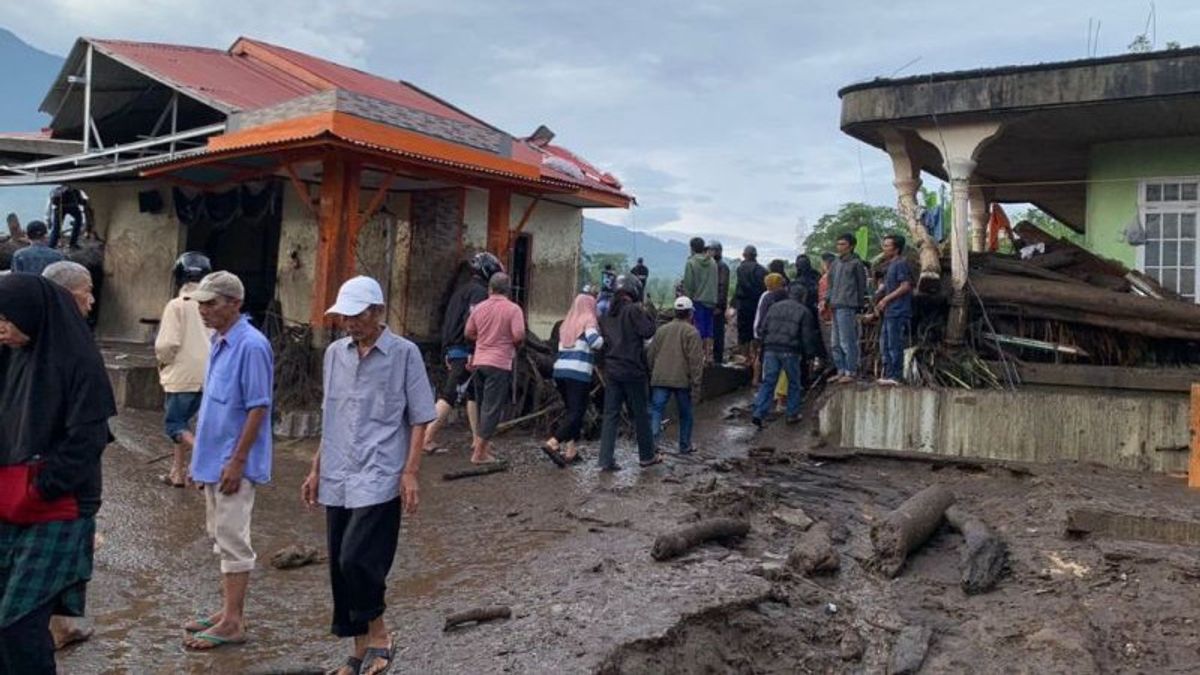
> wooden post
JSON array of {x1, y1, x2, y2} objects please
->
[
  {"x1": 311, "y1": 153, "x2": 362, "y2": 327},
  {"x1": 487, "y1": 188, "x2": 512, "y2": 258},
  {"x1": 1190, "y1": 383, "x2": 1200, "y2": 488}
]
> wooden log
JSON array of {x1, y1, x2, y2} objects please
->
[
  {"x1": 976, "y1": 255, "x2": 1088, "y2": 286},
  {"x1": 786, "y1": 521, "x2": 840, "y2": 576},
  {"x1": 442, "y1": 462, "x2": 509, "y2": 481},
  {"x1": 871, "y1": 485, "x2": 955, "y2": 577},
  {"x1": 651, "y1": 518, "x2": 750, "y2": 561},
  {"x1": 986, "y1": 303, "x2": 1200, "y2": 341},
  {"x1": 971, "y1": 274, "x2": 1200, "y2": 333},
  {"x1": 944, "y1": 506, "x2": 1007, "y2": 594},
  {"x1": 443, "y1": 606, "x2": 513, "y2": 631},
  {"x1": 1023, "y1": 247, "x2": 1082, "y2": 269}
]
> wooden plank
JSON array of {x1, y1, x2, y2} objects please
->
[
  {"x1": 487, "y1": 188, "x2": 512, "y2": 257},
  {"x1": 1191, "y1": 383, "x2": 1200, "y2": 489},
  {"x1": 1067, "y1": 507, "x2": 1200, "y2": 545},
  {"x1": 984, "y1": 361, "x2": 1200, "y2": 393}
]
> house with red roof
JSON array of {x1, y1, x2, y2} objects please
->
[{"x1": 0, "y1": 36, "x2": 632, "y2": 342}]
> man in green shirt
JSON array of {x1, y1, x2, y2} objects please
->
[{"x1": 681, "y1": 237, "x2": 718, "y2": 362}]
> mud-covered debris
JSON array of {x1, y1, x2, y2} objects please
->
[
  {"x1": 871, "y1": 484, "x2": 954, "y2": 578},
  {"x1": 945, "y1": 505, "x2": 1008, "y2": 594},
  {"x1": 651, "y1": 518, "x2": 751, "y2": 561},
  {"x1": 444, "y1": 606, "x2": 513, "y2": 631},
  {"x1": 888, "y1": 625, "x2": 932, "y2": 675},
  {"x1": 443, "y1": 462, "x2": 510, "y2": 481},
  {"x1": 270, "y1": 544, "x2": 324, "y2": 570},
  {"x1": 839, "y1": 627, "x2": 865, "y2": 661},
  {"x1": 787, "y1": 522, "x2": 840, "y2": 576},
  {"x1": 772, "y1": 506, "x2": 814, "y2": 530}
]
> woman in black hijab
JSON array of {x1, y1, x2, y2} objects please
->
[{"x1": 0, "y1": 274, "x2": 115, "y2": 674}]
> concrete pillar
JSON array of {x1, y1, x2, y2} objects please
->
[
  {"x1": 915, "y1": 123, "x2": 1001, "y2": 344},
  {"x1": 882, "y1": 128, "x2": 940, "y2": 293},
  {"x1": 968, "y1": 184, "x2": 989, "y2": 253}
]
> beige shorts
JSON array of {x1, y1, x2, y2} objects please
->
[{"x1": 203, "y1": 479, "x2": 256, "y2": 574}]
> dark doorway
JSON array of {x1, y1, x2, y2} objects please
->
[
  {"x1": 510, "y1": 233, "x2": 532, "y2": 307},
  {"x1": 178, "y1": 183, "x2": 283, "y2": 325}
]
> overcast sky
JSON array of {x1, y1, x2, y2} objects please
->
[{"x1": 3, "y1": 0, "x2": 1198, "y2": 251}]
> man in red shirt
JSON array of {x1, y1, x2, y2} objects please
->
[{"x1": 464, "y1": 273, "x2": 525, "y2": 464}]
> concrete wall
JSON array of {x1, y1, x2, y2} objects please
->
[
  {"x1": 406, "y1": 189, "x2": 466, "y2": 341},
  {"x1": 1086, "y1": 136, "x2": 1200, "y2": 267},
  {"x1": 819, "y1": 386, "x2": 1190, "y2": 474},
  {"x1": 513, "y1": 196, "x2": 582, "y2": 338},
  {"x1": 91, "y1": 182, "x2": 180, "y2": 342}
]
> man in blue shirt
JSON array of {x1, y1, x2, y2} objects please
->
[
  {"x1": 10, "y1": 221, "x2": 65, "y2": 275},
  {"x1": 874, "y1": 234, "x2": 914, "y2": 386},
  {"x1": 180, "y1": 271, "x2": 274, "y2": 651},
  {"x1": 302, "y1": 276, "x2": 437, "y2": 675}
]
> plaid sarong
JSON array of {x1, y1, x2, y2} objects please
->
[{"x1": 0, "y1": 517, "x2": 94, "y2": 628}]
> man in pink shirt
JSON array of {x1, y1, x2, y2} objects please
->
[{"x1": 464, "y1": 272, "x2": 526, "y2": 464}]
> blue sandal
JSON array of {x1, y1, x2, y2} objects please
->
[{"x1": 359, "y1": 645, "x2": 392, "y2": 674}]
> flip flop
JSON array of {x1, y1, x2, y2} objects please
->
[
  {"x1": 183, "y1": 631, "x2": 246, "y2": 651},
  {"x1": 423, "y1": 445, "x2": 449, "y2": 455},
  {"x1": 183, "y1": 616, "x2": 215, "y2": 633},
  {"x1": 541, "y1": 444, "x2": 568, "y2": 468},
  {"x1": 159, "y1": 473, "x2": 185, "y2": 488},
  {"x1": 360, "y1": 644, "x2": 393, "y2": 675},
  {"x1": 639, "y1": 455, "x2": 665, "y2": 468},
  {"x1": 324, "y1": 656, "x2": 362, "y2": 675}
]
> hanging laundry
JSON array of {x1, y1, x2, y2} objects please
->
[{"x1": 986, "y1": 203, "x2": 1012, "y2": 252}]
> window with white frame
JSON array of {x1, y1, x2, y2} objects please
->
[{"x1": 1141, "y1": 179, "x2": 1200, "y2": 302}]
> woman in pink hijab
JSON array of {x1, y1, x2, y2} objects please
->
[{"x1": 541, "y1": 293, "x2": 604, "y2": 466}]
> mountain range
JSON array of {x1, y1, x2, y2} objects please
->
[{"x1": 0, "y1": 28, "x2": 63, "y2": 223}]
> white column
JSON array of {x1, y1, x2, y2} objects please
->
[
  {"x1": 968, "y1": 184, "x2": 989, "y2": 253},
  {"x1": 82, "y1": 43, "x2": 93, "y2": 153},
  {"x1": 915, "y1": 123, "x2": 1001, "y2": 343},
  {"x1": 882, "y1": 128, "x2": 941, "y2": 292}
]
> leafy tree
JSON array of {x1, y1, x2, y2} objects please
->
[
  {"x1": 801, "y1": 202, "x2": 907, "y2": 261},
  {"x1": 1129, "y1": 34, "x2": 1152, "y2": 53}
]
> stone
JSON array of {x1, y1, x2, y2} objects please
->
[
  {"x1": 839, "y1": 627, "x2": 865, "y2": 661},
  {"x1": 888, "y1": 625, "x2": 932, "y2": 675},
  {"x1": 786, "y1": 522, "x2": 840, "y2": 576},
  {"x1": 772, "y1": 506, "x2": 814, "y2": 530}
]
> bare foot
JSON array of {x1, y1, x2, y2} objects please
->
[
  {"x1": 470, "y1": 454, "x2": 499, "y2": 464},
  {"x1": 50, "y1": 616, "x2": 94, "y2": 650}
]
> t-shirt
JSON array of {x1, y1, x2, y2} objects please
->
[
  {"x1": 883, "y1": 258, "x2": 913, "y2": 318},
  {"x1": 465, "y1": 295, "x2": 526, "y2": 371}
]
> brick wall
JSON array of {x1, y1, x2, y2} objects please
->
[{"x1": 405, "y1": 188, "x2": 465, "y2": 340}]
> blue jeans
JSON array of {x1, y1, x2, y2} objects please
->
[
  {"x1": 649, "y1": 387, "x2": 694, "y2": 452},
  {"x1": 164, "y1": 391, "x2": 203, "y2": 442},
  {"x1": 753, "y1": 351, "x2": 802, "y2": 419},
  {"x1": 881, "y1": 314, "x2": 909, "y2": 381},
  {"x1": 830, "y1": 307, "x2": 860, "y2": 376}
]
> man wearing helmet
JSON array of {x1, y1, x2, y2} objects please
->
[
  {"x1": 154, "y1": 252, "x2": 214, "y2": 487},
  {"x1": 597, "y1": 274, "x2": 659, "y2": 470},
  {"x1": 423, "y1": 252, "x2": 502, "y2": 455}
]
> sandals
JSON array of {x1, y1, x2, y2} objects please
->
[
  {"x1": 183, "y1": 616, "x2": 214, "y2": 633},
  {"x1": 159, "y1": 473, "x2": 185, "y2": 488},
  {"x1": 325, "y1": 656, "x2": 362, "y2": 675},
  {"x1": 639, "y1": 455, "x2": 665, "y2": 468},
  {"x1": 360, "y1": 644, "x2": 393, "y2": 675},
  {"x1": 541, "y1": 444, "x2": 568, "y2": 468},
  {"x1": 183, "y1": 631, "x2": 246, "y2": 651}
]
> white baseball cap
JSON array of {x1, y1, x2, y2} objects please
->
[
  {"x1": 674, "y1": 296, "x2": 694, "y2": 311},
  {"x1": 326, "y1": 276, "x2": 385, "y2": 316}
]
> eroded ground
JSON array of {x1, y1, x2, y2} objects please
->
[{"x1": 61, "y1": 388, "x2": 1200, "y2": 674}]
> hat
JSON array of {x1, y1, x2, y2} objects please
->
[
  {"x1": 325, "y1": 276, "x2": 384, "y2": 316},
  {"x1": 185, "y1": 271, "x2": 245, "y2": 302},
  {"x1": 674, "y1": 296, "x2": 694, "y2": 311}
]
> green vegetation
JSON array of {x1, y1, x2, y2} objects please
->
[{"x1": 800, "y1": 202, "x2": 907, "y2": 262}]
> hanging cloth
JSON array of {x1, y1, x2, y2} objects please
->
[{"x1": 985, "y1": 203, "x2": 1012, "y2": 252}]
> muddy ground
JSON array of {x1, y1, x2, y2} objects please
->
[{"x1": 60, "y1": 386, "x2": 1200, "y2": 674}]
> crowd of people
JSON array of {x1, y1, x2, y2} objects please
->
[{"x1": 0, "y1": 226, "x2": 913, "y2": 672}]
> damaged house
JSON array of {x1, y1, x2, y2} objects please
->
[
  {"x1": 0, "y1": 36, "x2": 631, "y2": 346},
  {"x1": 830, "y1": 47, "x2": 1200, "y2": 475}
]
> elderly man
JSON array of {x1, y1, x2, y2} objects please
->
[
  {"x1": 302, "y1": 276, "x2": 436, "y2": 675},
  {"x1": 42, "y1": 260, "x2": 93, "y2": 316},
  {"x1": 180, "y1": 271, "x2": 273, "y2": 652},
  {"x1": 464, "y1": 272, "x2": 525, "y2": 464},
  {"x1": 11, "y1": 221, "x2": 65, "y2": 276}
]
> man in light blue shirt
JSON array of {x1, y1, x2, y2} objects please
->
[
  {"x1": 11, "y1": 221, "x2": 65, "y2": 276},
  {"x1": 302, "y1": 276, "x2": 436, "y2": 675},
  {"x1": 180, "y1": 271, "x2": 273, "y2": 652}
]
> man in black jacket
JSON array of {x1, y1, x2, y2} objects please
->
[
  {"x1": 597, "y1": 275, "x2": 659, "y2": 471},
  {"x1": 751, "y1": 284, "x2": 820, "y2": 428},
  {"x1": 709, "y1": 241, "x2": 731, "y2": 365},
  {"x1": 423, "y1": 252, "x2": 502, "y2": 454},
  {"x1": 734, "y1": 245, "x2": 767, "y2": 361}
]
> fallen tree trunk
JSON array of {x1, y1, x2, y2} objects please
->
[
  {"x1": 443, "y1": 606, "x2": 512, "y2": 631},
  {"x1": 945, "y1": 506, "x2": 1008, "y2": 594},
  {"x1": 987, "y1": 303, "x2": 1200, "y2": 341},
  {"x1": 871, "y1": 485, "x2": 955, "y2": 577},
  {"x1": 442, "y1": 462, "x2": 509, "y2": 481},
  {"x1": 651, "y1": 518, "x2": 750, "y2": 561}
]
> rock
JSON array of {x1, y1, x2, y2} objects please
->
[
  {"x1": 270, "y1": 544, "x2": 324, "y2": 570},
  {"x1": 771, "y1": 506, "x2": 814, "y2": 530},
  {"x1": 786, "y1": 522, "x2": 840, "y2": 576},
  {"x1": 888, "y1": 625, "x2": 932, "y2": 675},
  {"x1": 839, "y1": 628, "x2": 865, "y2": 661}
]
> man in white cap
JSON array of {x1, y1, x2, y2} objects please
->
[
  {"x1": 302, "y1": 276, "x2": 436, "y2": 675},
  {"x1": 647, "y1": 296, "x2": 705, "y2": 454},
  {"x1": 180, "y1": 271, "x2": 274, "y2": 652}
]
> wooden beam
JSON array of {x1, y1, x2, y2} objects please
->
[
  {"x1": 512, "y1": 196, "x2": 540, "y2": 236},
  {"x1": 487, "y1": 188, "x2": 512, "y2": 257},
  {"x1": 1191, "y1": 383, "x2": 1200, "y2": 489},
  {"x1": 283, "y1": 163, "x2": 318, "y2": 219},
  {"x1": 311, "y1": 154, "x2": 363, "y2": 326},
  {"x1": 983, "y1": 361, "x2": 1200, "y2": 394},
  {"x1": 359, "y1": 169, "x2": 398, "y2": 228}
]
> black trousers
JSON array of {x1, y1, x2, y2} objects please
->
[
  {"x1": 326, "y1": 498, "x2": 402, "y2": 638},
  {"x1": 0, "y1": 598, "x2": 56, "y2": 674},
  {"x1": 553, "y1": 377, "x2": 590, "y2": 443},
  {"x1": 598, "y1": 378, "x2": 655, "y2": 468},
  {"x1": 474, "y1": 366, "x2": 511, "y2": 440},
  {"x1": 713, "y1": 306, "x2": 727, "y2": 364},
  {"x1": 735, "y1": 300, "x2": 757, "y2": 345}
]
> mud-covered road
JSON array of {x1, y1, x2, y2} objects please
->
[{"x1": 61, "y1": 386, "x2": 1200, "y2": 674}]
